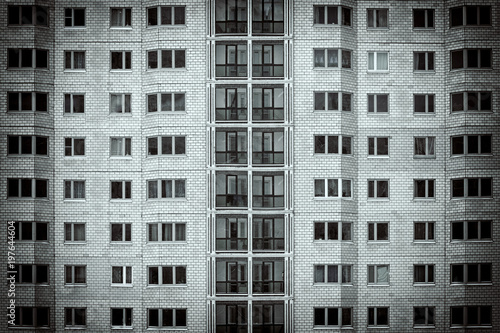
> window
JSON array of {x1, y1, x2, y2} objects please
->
[
  {"x1": 413, "y1": 9, "x2": 434, "y2": 28},
  {"x1": 64, "y1": 51, "x2": 85, "y2": 70},
  {"x1": 7, "y1": 92, "x2": 48, "y2": 112},
  {"x1": 215, "y1": 44, "x2": 247, "y2": 77},
  {"x1": 215, "y1": 87, "x2": 247, "y2": 121},
  {"x1": 414, "y1": 179, "x2": 435, "y2": 199},
  {"x1": 7, "y1": 136, "x2": 48, "y2": 156},
  {"x1": 111, "y1": 51, "x2": 131, "y2": 70},
  {"x1": 13, "y1": 307, "x2": 49, "y2": 328},
  {"x1": 216, "y1": 216, "x2": 248, "y2": 251},
  {"x1": 313, "y1": 6, "x2": 352, "y2": 26},
  {"x1": 8, "y1": 5, "x2": 48, "y2": 26},
  {"x1": 216, "y1": 259, "x2": 248, "y2": 294},
  {"x1": 64, "y1": 8, "x2": 85, "y2": 27},
  {"x1": 451, "y1": 306, "x2": 492, "y2": 327},
  {"x1": 451, "y1": 49, "x2": 492, "y2": 69},
  {"x1": 148, "y1": 223, "x2": 186, "y2": 242},
  {"x1": 7, "y1": 178, "x2": 48, "y2": 199},
  {"x1": 65, "y1": 265, "x2": 86, "y2": 285},
  {"x1": 450, "y1": 6, "x2": 491, "y2": 27},
  {"x1": 111, "y1": 223, "x2": 131, "y2": 242},
  {"x1": 451, "y1": 135, "x2": 492, "y2": 155},
  {"x1": 368, "y1": 137, "x2": 389, "y2": 156},
  {"x1": 111, "y1": 267, "x2": 132, "y2": 285},
  {"x1": 314, "y1": 92, "x2": 352, "y2": 112},
  {"x1": 367, "y1": 9, "x2": 388, "y2": 28},
  {"x1": 13, "y1": 222, "x2": 48, "y2": 242},
  {"x1": 314, "y1": 178, "x2": 352, "y2": 198},
  {"x1": 7, "y1": 48, "x2": 48, "y2": 69},
  {"x1": 367, "y1": 52, "x2": 389, "y2": 71},
  {"x1": 253, "y1": 259, "x2": 284, "y2": 294},
  {"x1": 314, "y1": 265, "x2": 352, "y2": 284},
  {"x1": 147, "y1": 179, "x2": 186, "y2": 199},
  {"x1": 252, "y1": 44, "x2": 284, "y2": 77},
  {"x1": 414, "y1": 137, "x2": 435, "y2": 157},
  {"x1": 451, "y1": 220, "x2": 492, "y2": 241},
  {"x1": 253, "y1": 174, "x2": 284, "y2": 208},
  {"x1": 367, "y1": 180, "x2": 389, "y2": 199},
  {"x1": 110, "y1": 181, "x2": 131, "y2": 199},
  {"x1": 65, "y1": 223, "x2": 85, "y2": 242},
  {"x1": 368, "y1": 222, "x2": 388, "y2": 241},
  {"x1": 216, "y1": 303, "x2": 247, "y2": 332},
  {"x1": 414, "y1": 265, "x2": 435, "y2": 284},
  {"x1": 451, "y1": 92, "x2": 492, "y2": 112},
  {"x1": 314, "y1": 49, "x2": 352, "y2": 68},
  {"x1": 148, "y1": 266, "x2": 186, "y2": 285},
  {"x1": 147, "y1": 93, "x2": 185, "y2": 112},
  {"x1": 111, "y1": 308, "x2": 132, "y2": 328},
  {"x1": 314, "y1": 135, "x2": 352, "y2": 155},
  {"x1": 147, "y1": 6, "x2": 185, "y2": 26},
  {"x1": 314, "y1": 222, "x2": 352, "y2": 241},
  {"x1": 147, "y1": 49, "x2": 185, "y2": 69},
  {"x1": 215, "y1": 0, "x2": 247, "y2": 33},
  {"x1": 148, "y1": 309, "x2": 186, "y2": 329},
  {"x1": 110, "y1": 138, "x2": 131, "y2": 157},
  {"x1": 368, "y1": 265, "x2": 389, "y2": 284},
  {"x1": 216, "y1": 131, "x2": 247, "y2": 164},
  {"x1": 147, "y1": 136, "x2": 186, "y2": 156},
  {"x1": 110, "y1": 8, "x2": 131, "y2": 27},
  {"x1": 65, "y1": 308, "x2": 86, "y2": 328},
  {"x1": 64, "y1": 138, "x2": 85, "y2": 156},
  {"x1": 414, "y1": 52, "x2": 434, "y2": 71},
  {"x1": 414, "y1": 94, "x2": 434, "y2": 113},
  {"x1": 13, "y1": 264, "x2": 48, "y2": 284},
  {"x1": 64, "y1": 180, "x2": 85, "y2": 199},
  {"x1": 451, "y1": 178, "x2": 492, "y2": 198},
  {"x1": 414, "y1": 307, "x2": 435, "y2": 327},
  {"x1": 367, "y1": 94, "x2": 388, "y2": 113},
  {"x1": 216, "y1": 173, "x2": 248, "y2": 207},
  {"x1": 252, "y1": 86, "x2": 284, "y2": 121},
  {"x1": 253, "y1": 216, "x2": 284, "y2": 251},
  {"x1": 253, "y1": 303, "x2": 285, "y2": 331},
  {"x1": 252, "y1": 0, "x2": 284, "y2": 34},
  {"x1": 414, "y1": 222, "x2": 435, "y2": 242},
  {"x1": 368, "y1": 307, "x2": 389, "y2": 326},
  {"x1": 314, "y1": 308, "x2": 352, "y2": 327},
  {"x1": 110, "y1": 94, "x2": 131, "y2": 113},
  {"x1": 451, "y1": 263, "x2": 492, "y2": 284},
  {"x1": 64, "y1": 94, "x2": 85, "y2": 114}
]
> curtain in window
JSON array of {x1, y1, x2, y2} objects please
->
[
  {"x1": 175, "y1": 180, "x2": 185, "y2": 197},
  {"x1": 75, "y1": 52, "x2": 85, "y2": 69},
  {"x1": 368, "y1": 52, "x2": 375, "y2": 70},
  {"x1": 110, "y1": 139, "x2": 121, "y2": 156},
  {"x1": 377, "y1": 266, "x2": 389, "y2": 282},
  {"x1": 427, "y1": 137, "x2": 435, "y2": 155},
  {"x1": 162, "y1": 224, "x2": 172, "y2": 241},
  {"x1": 328, "y1": 265, "x2": 338, "y2": 282},
  {"x1": 112, "y1": 267, "x2": 123, "y2": 283},
  {"x1": 377, "y1": 53, "x2": 388, "y2": 70},
  {"x1": 74, "y1": 182, "x2": 85, "y2": 198},
  {"x1": 415, "y1": 138, "x2": 426, "y2": 155},
  {"x1": 175, "y1": 224, "x2": 186, "y2": 241},
  {"x1": 328, "y1": 179, "x2": 338, "y2": 197},
  {"x1": 377, "y1": 181, "x2": 388, "y2": 197},
  {"x1": 327, "y1": 49, "x2": 338, "y2": 67},
  {"x1": 111, "y1": 9, "x2": 122, "y2": 26},
  {"x1": 314, "y1": 50, "x2": 325, "y2": 67},
  {"x1": 149, "y1": 224, "x2": 158, "y2": 241}
]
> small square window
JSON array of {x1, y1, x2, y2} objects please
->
[
  {"x1": 367, "y1": 52, "x2": 389, "y2": 71},
  {"x1": 368, "y1": 222, "x2": 388, "y2": 241},
  {"x1": 414, "y1": 94, "x2": 434, "y2": 113},
  {"x1": 65, "y1": 308, "x2": 86, "y2": 328},
  {"x1": 414, "y1": 52, "x2": 434, "y2": 71},
  {"x1": 413, "y1": 265, "x2": 435, "y2": 284},
  {"x1": 367, "y1": 94, "x2": 388, "y2": 113},
  {"x1": 110, "y1": 138, "x2": 132, "y2": 156},
  {"x1": 65, "y1": 265, "x2": 86, "y2": 285},
  {"x1": 64, "y1": 94, "x2": 85, "y2": 114},
  {"x1": 110, "y1": 181, "x2": 132, "y2": 199},
  {"x1": 64, "y1": 138, "x2": 85, "y2": 156},
  {"x1": 110, "y1": 94, "x2": 131, "y2": 114},
  {"x1": 367, "y1": 180, "x2": 389, "y2": 199},
  {"x1": 65, "y1": 223, "x2": 85, "y2": 242},
  {"x1": 414, "y1": 222, "x2": 435, "y2": 242},
  {"x1": 64, "y1": 180, "x2": 85, "y2": 199},
  {"x1": 414, "y1": 137, "x2": 435, "y2": 157},
  {"x1": 64, "y1": 51, "x2": 85, "y2": 70},
  {"x1": 111, "y1": 267, "x2": 132, "y2": 285},
  {"x1": 413, "y1": 9, "x2": 434, "y2": 29},
  {"x1": 111, "y1": 51, "x2": 131, "y2": 70},
  {"x1": 414, "y1": 307, "x2": 435, "y2": 327},
  {"x1": 368, "y1": 307, "x2": 389, "y2": 327},
  {"x1": 368, "y1": 137, "x2": 389, "y2": 156},
  {"x1": 64, "y1": 8, "x2": 85, "y2": 27},
  {"x1": 110, "y1": 8, "x2": 131, "y2": 27},
  {"x1": 367, "y1": 9, "x2": 388, "y2": 28},
  {"x1": 111, "y1": 308, "x2": 132, "y2": 328},
  {"x1": 111, "y1": 223, "x2": 132, "y2": 242},
  {"x1": 414, "y1": 179, "x2": 435, "y2": 199}
]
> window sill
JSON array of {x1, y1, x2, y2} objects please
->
[
  {"x1": 147, "y1": 155, "x2": 187, "y2": 158},
  {"x1": 313, "y1": 67, "x2": 353, "y2": 71},
  {"x1": 64, "y1": 241, "x2": 86, "y2": 245},
  {"x1": 64, "y1": 326, "x2": 87, "y2": 330},
  {"x1": 7, "y1": 155, "x2": 50, "y2": 158},
  {"x1": 147, "y1": 198, "x2": 187, "y2": 201},
  {"x1": 450, "y1": 154, "x2": 492, "y2": 158},
  {"x1": 450, "y1": 68, "x2": 492, "y2": 72},
  {"x1": 413, "y1": 156, "x2": 435, "y2": 159},
  {"x1": 64, "y1": 199, "x2": 86, "y2": 202},
  {"x1": 146, "y1": 111, "x2": 187, "y2": 115},
  {"x1": 13, "y1": 240, "x2": 50, "y2": 244},
  {"x1": 413, "y1": 198, "x2": 436, "y2": 201},
  {"x1": 313, "y1": 24, "x2": 353, "y2": 29},
  {"x1": 110, "y1": 69, "x2": 132, "y2": 73},
  {"x1": 451, "y1": 282, "x2": 492, "y2": 286},
  {"x1": 7, "y1": 197, "x2": 49, "y2": 201},
  {"x1": 109, "y1": 112, "x2": 132, "y2": 116},
  {"x1": 146, "y1": 328, "x2": 187, "y2": 331},
  {"x1": 367, "y1": 326, "x2": 390, "y2": 329},
  {"x1": 64, "y1": 69, "x2": 86, "y2": 73},
  {"x1": 16, "y1": 283, "x2": 50, "y2": 287},
  {"x1": 7, "y1": 68, "x2": 49, "y2": 71},
  {"x1": 367, "y1": 284, "x2": 390, "y2": 287},
  {"x1": 367, "y1": 241, "x2": 390, "y2": 244},
  {"x1": 111, "y1": 326, "x2": 134, "y2": 330},
  {"x1": 146, "y1": 285, "x2": 187, "y2": 288},
  {"x1": 7, "y1": 110, "x2": 49, "y2": 114},
  {"x1": 450, "y1": 197, "x2": 492, "y2": 201},
  {"x1": 110, "y1": 242, "x2": 133, "y2": 245},
  {"x1": 412, "y1": 28, "x2": 435, "y2": 31},
  {"x1": 63, "y1": 113, "x2": 85, "y2": 116},
  {"x1": 450, "y1": 325, "x2": 492, "y2": 329},
  {"x1": 314, "y1": 197, "x2": 353, "y2": 200},
  {"x1": 110, "y1": 199, "x2": 133, "y2": 202},
  {"x1": 109, "y1": 27, "x2": 133, "y2": 30},
  {"x1": 146, "y1": 68, "x2": 187, "y2": 72},
  {"x1": 367, "y1": 70, "x2": 389, "y2": 74},
  {"x1": 450, "y1": 110, "x2": 492, "y2": 114},
  {"x1": 146, "y1": 24, "x2": 187, "y2": 29},
  {"x1": 147, "y1": 241, "x2": 187, "y2": 245},
  {"x1": 413, "y1": 71, "x2": 435, "y2": 74},
  {"x1": 412, "y1": 241, "x2": 435, "y2": 244},
  {"x1": 367, "y1": 155, "x2": 389, "y2": 158},
  {"x1": 313, "y1": 110, "x2": 352, "y2": 113},
  {"x1": 450, "y1": 240, "x2": 492, "y2": 243},
  {"x1": 313, "y1": 283, "x2": 353, "y2": 287},
  {"x1": 367, "y1": 198, "x2": 389, "y2": 201},
  {"x1": 413, "y1": 283, "x2": 435, "y2": 287},
  {"x1": 413, "y1": 325, "x2": 436, "y2": 329},
  {"x1": 64, "y1": 285, "x2": 87, "y2": 288},
  {"x1": 64, "y1": 156, "x2": 86, "y2": 159},
  {"x1": 314, "y1": 240, "x2": 354, "y2": 243},
  {"x1": 109, "y1": 156, "x2": 133, "y2": 160},
  {"x1": 413, "y1": 112, "x2": 436, "y2": 116},
  {"x1": 367, "y1": 112, "x2": 389, "y2": 115},
  {"x1": 110, "y1": 284, "x2": 134, "y2": 288},
  {"x1": 63, "y1": 27, "x2": 86, "y2": 30}
]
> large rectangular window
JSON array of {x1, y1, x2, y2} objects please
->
[
  {"x1": 414, "y1": 94, "x2": 434, "y2": 113},
  {"x1": 7, "y1": 178, "x2": 48, "y2": 199},
  {"x1": 413, "y1": 9, "x2": 434, "y2": 29},
  {"x1": 368, "y1": 94, "x2": 388, "y2": 112},
  {"x1": 148, "y1": 266, "x2": 186, "y2": 285},
  {"x1": 314, "y1": 178, "x2": 352, "y2": 198},
  {"x1": 216, "y1": 87, "x2": 247, "y2": 121},
  {"x1": 451, "y1": 220, "x2": 491, "y2": 241},
  {"x1": 64, "y1": 51, "x2": 85, "y2": 70},
  {"x1": 451, "y1": 49, "x2": 492, "y2": 69},
  {"x1": 252, "y1": 86, "x2": 284, "y2": 121},
  {"x1": 216, "y1": 217, "x2": 247, "y2": 251},
  {"x1": 8, "y1": 5, "x2": 48, "y2": 26},
  {"x1": 314, "y1": 135, "x2": 352, "y2": 154},
  {"x1": 147, "y1": 93, "x2": 185, "y2": 113},
  {"x1": 253, "y1": 174, "x2": 284, "y2": 208},
  {"x1": 148, "y1": 223, "x2": 186, "y2": 242},
  {"x1": 110, "y1": 8, "x2": 131, "y2": 27},
  {"x1": 253, "y1": 130, "x2": 284, "y2": 164},
  {"x1": 314, "y1": 6, "x2": 352, "y2": 26},
  {"x1": 368, "y1": 52, "x2": 388, "y2": 71},
  {"x1": 451, "y1": 178, "x2": 492, "y2": 198},
  {"x1": 451, "y1": 92, "x2": 492, "y2": 112},
  {"x1": 252, "y1": 44, "x2": 284, "y2": 77},
  {"x1": 216, "y1": 174, "x2": 248, "y2": 207},
  {"x1": 13, "y1": 307, "x2": 49, "y2": 328},
  {"x1": 216, "y1": 303, "x2": 247, "y2": 332},
  {"x1": 147, "y1": 136, "x2": 185, "y2": 156},
  {"x1": 148, "y1": 309, "x2": 186, "y2": 329},
  {"x1": 367, "y1": 180, "x2": 389, "y2": 199},
  {"x1": 216, "y1": 259, "x2": 248, "y2": 294},
  {"x1": 252, "y1": 0, "x2": 284, "y2": 34},
  {"x1": 451, "y1": 263, "x2": 491, "y2": 284},
  {"x1": 451, "y1": 306, "x2": 491, "y2": 327},
  {"x1": 314, "y1": 49, "x2": 351, "y2": 68},
  {"x1": 253, "y1": 303, "x2": 284, "y2": 332},
  {"x1": 216, "y1": 130, "x2": 247, "y2": 164},
  {"x1": 215, "y1": 0, "x2": 247, "y2": 34},
  {"x1": 13, "y1": 264, "x2": 49, "y2": 284},
  {"x1": 8, "y1": 48, "x2": 48, "y2": 69},
  {"x1": 314, "y1": 92, "x2": 352, "y2": 112},
  {"x1": 367, "y1": 9, "x2": 388, "y2": 28},
  {"x1": 451, "y1": 135, "x2": 491, "y2": 155},
  {"x1": 7, "y1": 92, "x2": 48, "y2": 112},
  {"x1": 110, "y1": 181, "x2": 131, "y2": 200},
  {"x1": 147, "y1": 49, "x2": 185, "y2": 69},
  {"x1": 64, "y1": 8, "x2": 85, "y2": 27},
  {"x1": 147, "y1": 179, "x2": 186, "y2": 199},
  {"x1": 450, "y1": 6, "x2": 491, "y2": 27},
  {"x1": 216, "y1": 44, "x2": 247, "y2": 77},
  {"x1": 147, "y1": 6, "x2": 185, "y2": 26},
  {"x1": 253, "y1": 259, "x2": 284, "y2": 294},
  {"x1": 253, "y1": 216, "x2": 284, "y2": 251},
  {"x1": 314, "y1": 265, "x2": 352, "y2": 284},
  {"x1": 14, "y1": 221, "x2": 48, "y2": 242},
  {"x1": 7, "y1": 136, "x2": 48, "y2": 156},
  {"x1": 314, "y1": 308, "x2": 352, "y2": 328},
  {"x1": 314, "y1": 221, "x2": 351, "y2": 241}
]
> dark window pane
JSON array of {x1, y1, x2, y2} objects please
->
[
  {"x1": 450, "y1": 7, "x2": 463, "y2": 27},
  {"x1": 175, "y1": 7, "x2": 185, "y2": 24},
  {"x1": 451, "y1": 50, "x2": 463, "y2": 69},
  {"x1": 148, "y1": 8, "x2": 157, "y2": 26}
]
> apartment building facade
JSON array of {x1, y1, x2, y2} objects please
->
[{"x1": 1, "y1": 0, "x2": 499, "y2": 331}]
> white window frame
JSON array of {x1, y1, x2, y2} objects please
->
[
  {"x1": 147, "y1": 223, "x2": 186, "y2": 242},
  {"x1": 451, "y1": 263, "x2": 492, "y2": 284},
  {"x1": 64, "y1": 265, "x2": 86, "y2": 286},
  {"x1": 64, "y1": 51, "x2": 85, "y2": 70},
  {"x1": 7, "y1": 178, "x2": 48, "y2": 199},
  {"x1": 314, "y1": 307, "x2": 353, "y2": 328},
  {"x1": 64, "y1": 223, "x2": 86, "y2": 243},
  {"x1": 367, "y1": 94, "x2": 389, "y2": 113},
  {"x1": 413, "y1": 307, "x2": 435, "y2": 328},
  {"x1": 450, "y1": 49, "x2": 492, "y2": 70},
  {"x1": 13, "y1": 264, "x2": 49, "y2": 285},
  {"x1": 414, "y1": 221, "x2": 435, "y2": 242},
  {"x1": 314, "y1": 221, "x2": 352, "y2": 241},
  {"x1": 12, "y1": 307, "x2": 49, "y2": 328},
  {"x1": 64, "y1": 137, "x2": 85, "y2": 157},
  {"x1": 367, "y1": 52, "x2": 389, "y2": 71},
  {"x1": 110, "y1": 51, "x2": 132, "y2": 70},
  {"x1": 313, "y1": 48, "x2": 352, "y2": 69},
  {"x1": 451, "y1": 135, "x2": 492, "y2": 156},
  {"x1": 110, "y1": 137, "x2": 132, "y2": 157},
  {"x1": 14, "y1": 221, "x2": 48, "y2": 242},
  {"x1": 413, "y1": 94, "x2": 435, "y2": 114},
  {"x1": 313, "y1": 264, "x2": 352, "y2": 284},
  {"x1": 64, "y1": 8, "x2": 85, "y2": 28},
  {"x1": 8, "y1": 5, "x2": 49, "y2": 27},
  {"x1": 147, "y1": 6, "x2": 186, "y2": 26},
  {"x1": 451, "y1": 178, "x2": 492, "y2": 198},
  {"x1": 147, "y1": 179, "x2": 186, "y2": 199},
  {"x1": 147, "y1": 93, "x2": 186, "y2": 113},
  {"x1": 64, "y1": 308, "x2": 86, "y2": 328},
  {"x1": 314, "y1": 178, "x2": 352, "y2": 199},
  {"x1": 413, "y1": 9, "x2": 434, "y2": 29},
  {"x1": 367, "y1": 179, "x2": 389, "y2": 199},
  {"x1": 110, "y1": 8, "x2": 132, "y2": 28},
  {"x1": 7, "y1": 92, "x2": 48, "y2": 112},
  {"x1": 451, "y1": 220, "x2": 492, "y2": 242},
  {"x1": 450, "y1": 6, "x2": 491, "y2": 27},
  {"x1": 110, "y1": 180, "x2": 132, "y2": 200},
  {"x1": 413, "y1": 52, "x2": 435, "y2": 72},
  {"x1": 450, "y1": 91, "x2": 492, "y2": 113},
  {"x1": 313, "y1": 135, "x2": 352, "y2": 155},
  {"x1": 110, "y1": 308, "x2": 133, "y2": 328},
  {"x1": 148, "y1": 266, "x2": 187, "y2": 286},
  {"x1": 368, "y1": 307, "x2": 389, "y2": 327},
  {"x1": 313, "y1": 5, "x2": 352, "y2": 27},
  {"x1": 147, "y1": 308, "x2": 187, "y2": 329},
  {"x1": 64, "y1": 180, "x2": 85, "y2": 200},
  {"x1": 110, "y1": 223, "x2": 132, "y2": 242},
  {"x1": 7, "y1": 135, "x2": 48, "y2": 156},
  {"x1": 368, "y1": 222, "x2": 389, "y2": 241},
  {"x1": 313, "y1": 92, "x2": 352, "y2": 112},
  {"x1": 64, "y1": 93, "x2": 85, "y2": 114},
  {"x1": 110, "y1": 93, "x2": 131, "y2": 114},
  {"x1": 413, "y1": 264, "x2": 435, "y2": 285},
  {"x1": 367, "y1": 9, "x2": 389, "y2": 28},
  {"x1": 147, "y1": 49, "x2": 186, "y2": 69},
  {"x1": 368, "y1": 137, "x2": 389, "y2": 156},
  {"x1": 450, "y1": 306, "x2": 492, "y2": 328},
  {"x1": 413, "y1": 179, "x2": 435, "y2": 199},
  {"x1": 414, "y1": 136, "x2": 435, "y2": 158},
  {"x1": 147, "y1": 136, "x2": 186, "y2": 156},
  {"x1": 111, "y1": 266, "x2": 132, "y2": 286},
  {"x1": 7, "y1": 48, "x2": 49, "y2": 69}
]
